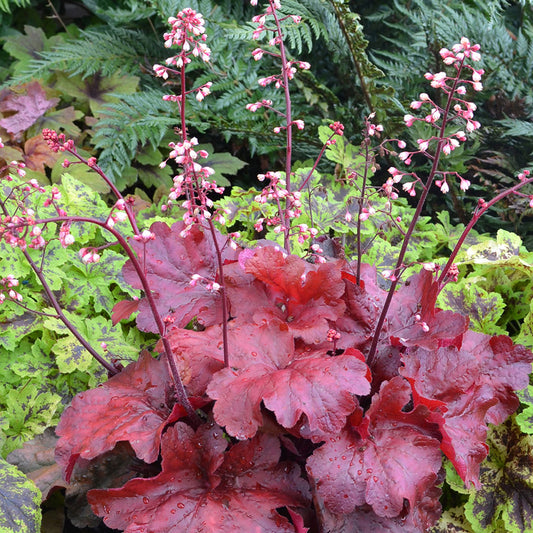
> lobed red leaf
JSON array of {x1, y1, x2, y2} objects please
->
[
  {"x1": 207, "y1": 322, "x2": 371, "y2": 440},
  {"x1": 55, "y1": 352, "x2": 183, "y2": 480},
  {"x1": 88, "y1": 421, "x2": 310, "y2": 533},
  {"x1": 306, "y1": 377, "x2": 442, "y2": 529},
  {"x1": 401, "y1": 330, "x2": 533, "y2": 487},
  {"x1": 122, "y1": 221, "x2": 240, "y2": 333}
]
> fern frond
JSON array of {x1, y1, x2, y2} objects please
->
[
  {"x1": 498, "y1": 118, "x2": 533, "y2": 137},
  {"x1": 81, "y1": 0, "x2": 156, "y2": 24},
  {"x1": 91, "y1": 90, "x2": 176, "y2": 181},
  {"x1": 10, "y1": 27, "x2": 162, "y2": 84}
]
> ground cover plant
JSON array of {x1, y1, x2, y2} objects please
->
[{"x1": 1, "y1": 1, "x2": 533, "y2": 532}]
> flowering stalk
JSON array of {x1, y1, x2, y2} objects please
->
[
  {"x1": 248, "y1": 0, "x2": 311, "y2": 254},
  {"x1": 42, "y1": 129, "x2": 141, "y2": 236},
  {"x1": 4, "y1": 207, "x2": 199, "y2": 421},
  {"x1": 154, "y1": 9, "x2": 232, "y2": 368},
  {"x1": 367, "y1": 38, "x2": 484, "y2": 367},
  {"x1": 354, "y1": 115, "x2": 382, "y2": 283}
]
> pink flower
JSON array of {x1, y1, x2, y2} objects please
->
[
  {"x1": 404, "y1": 114, "x2": 416, "y2": 127},
  {"x1": 398, "y1": 152, "x2": 412, "y2": 165},
  {"x1": 417, "y1": 139, "x2": 430, "y2": 151},
  {"x1": 460, "y1": 178, "x2": 471, "y2": 191},
  {"x1": 425, "y1": 108, "x2": 441, "y2": 123},
  {"x1": 252, "y1": 48, "x2": 264, "y2": 60},
  {"x1": 435, "y1": 179, "x2": 449, "y2": 193},
  {"x1": 402, "y1": 181, "x2": 416, "y2": 196},
  {"x1": 430, "y1": 71, "x2": 447, "y2": 88},
  {"x1": 329, "y1": 122, "x2": 344, "y2": 135}
]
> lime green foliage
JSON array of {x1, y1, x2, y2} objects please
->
[
  {"x1": 516, "y1": 386, "x2": 533, "y2": 436},
  {"x1": 438, "y1": 230, "x2": 533, "y2": 340},
  {"x1": 0, "y1": 174, "x2": 161, "y2": 457},
  {"x1": 0, "y1": 458, "x2": 41, "y2": 532},
  {"x1": 462, "y1": 418, "x2": 533, "y2": 532}
]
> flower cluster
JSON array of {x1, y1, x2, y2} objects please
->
[
  {"x1": 0, "y1": 275, "x2": 22, "y2": 304},
  {"x1": 252, "y1": 171, "x2": 315, "y2": 244},
  {"x1": 161, "y1": 136, "x2": 228, "y2": 235},
  {"x1": 382, "y1": 37, "x2": 483, "y2": 198},
  {"x1": 42, "y1": 128, "x2": 75, "y2": 153},
  {"x1": 79, "y1": 247, "x2": 101, "y2": 264},
  {"x1": 153, "y1": 8, "x2": 212, "y2": 103}
]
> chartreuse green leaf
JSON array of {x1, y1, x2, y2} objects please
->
[
  {"x1": 463, "y1": 418, "x2": 533, "y2": 532},
  {"x1": 0, "y1": 312, "x2": 41, "y2": 352},
  {"x1": 44, "y1": 309, "x2": 141, "y2": 373},
  {"x1": 9, "y1": 338, "x2": 55, "y2": 380},
  {"x1": 0, "y1": 458, "x2": 41, "y2": 532},
  {"x1": 433, "y1": 507, "x2": 475, "y2": 532},
  {"x1": 515, "y1": 299, "x2": 533, "y2": 350},
  {"x1": 0, "y1": 243, "x2": 31, "y2": 280},
  {"x1": 2, "y1": 386, "x2": 61, "y2": 456},
  {"x1": 318, "y1": 124, "x2": 368, "y2": 177},
  {"x1": 515, "y1": 386, "x2": 533, "y2": 435},
  {"x1": 437, "y1": 279, "x2": 507, "y2": 336},
  {"x1": 57, "y1": 173, "x2": 109, "y2": 241}
]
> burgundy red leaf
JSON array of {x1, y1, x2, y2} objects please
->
[
  {"x1": 87, "y1": 422, "x2": 310, "y2": 533},
  {"x1": 388, "y1": 270, "x2": 469, "y2": 349},
  {"x1": 55, "y1": 352, "x2": 183, "y2": 481},
  {"x1": 161, "y1": 325, "x2": 226, "y2": 396},
  {"x1": 207, "y1": 321, "x2": 371, "y2": 440},
  {"x1": 400, "y1": 330, "x2": 533, "y2": 487},
  {"x1": 238, "y1": 247, "x2": 346, "y2": 344},
  {"x1": 306, "y1": 377, "x2": 442, "y2": 530},
  {"x1": 122, "y1": 221, "x2": 240, "y2": 333}
]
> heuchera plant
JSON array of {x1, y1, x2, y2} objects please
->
[{"x1": 2, "y1": 2, "x2": 533, "y2": 531}]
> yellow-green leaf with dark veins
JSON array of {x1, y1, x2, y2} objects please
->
[
  {"x1": 2, "y1": 387, "x2": 61, "y2": 457},
  {"x1": 60, "y1": 248, "x2": 132, "y2": 312},
  {"x1": 515, "y1": 300, "x2": 533, "y2": 350},
  {"x1": 83, "y1": 315, "x2": 142, "y2": 361},
  {"x1": 431, "y1": 507, "x2": 475, "y2": 532},
  {"x1": 464, "y1": 417, "x2": 533, "y2": 533},
  {"x1": 0, "y1": 312, "x2": 41, "y2": 351},
  {"x1": 437, "y1": 279, "x2": 507, "y2": 336},
  {"x1": 27, "y1": 239, "x2": 69, "y2": 291},
  {"x1": 516, "y1": 385, "x2": 533, "y2": 435},
  {"x1": 0, "y1": 458, "x2": 41, "y2": 532},
  {"x1": 53, "y1": 335, "x2": 93, "y2": 373},
  {"x1": 57, "y1": 173, "x2": 108, "y2": 220}
]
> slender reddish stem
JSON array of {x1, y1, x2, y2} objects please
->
[
  {"x1": 366, "y1": 59, "x2": 465, "y2": 367},
  {"x1": 31, "y1": 215, "x2": 199, "y2": 421},
  {"x1": 271, "y1": 1, "x2": 293, "y2": 254}
]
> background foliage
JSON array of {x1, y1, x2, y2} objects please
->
[{"x1": 0, "y1": 0, "x2": 532, "y2": 532}]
